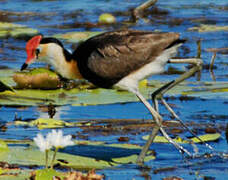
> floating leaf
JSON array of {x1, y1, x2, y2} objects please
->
[
  {"x1": 98, "y1": 13, "x2": 116, "y2": 24},
  {"x1": 14, "y1": 118, "x2": 91, "y2": 129},
  {"x1": 13, "y1": 68, "x2": 60, "y2": 89},
  {"x1": 14, "y1": 118, "x2": 73, "y2": 129},
  {"x1": 1, "y1": 68, "x2": 228, "y2": 106},
  {"x1": 0, "y1": 22, "x2": 39, "y2": 38},
  {"x1": 34, "y1": 169, "x2": 63, "y2": 180},
  {"x1": 0, "y1": 139, "x2": 155, "y2": 170},
  {"x1": 0, "y1": 139, "x2": 9, "y2": 152},
  {"x1": 0, "y1": 168, "x2": 7, "y2": 175},
  {"x1": 53, "y1": 31, "x2": 102, "y2": 43},
  {"x1": 142, "y1": 133, "x2": 221, "y2": 143},
  {"x1": 188, "y1": 24, "x2": 228, "y2": 32},
  {"x1": 0, "y1": 140, "x2": 9, "y2": 154},
  {"x1": 190, "y1": 133, "x2": 221, "y2": 143}
]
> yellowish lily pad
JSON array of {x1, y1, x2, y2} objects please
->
[
  {"x1": 13, "y1": 68, "x2": 60, "y2": 89},
  {"x1": 188, "y1": 24, "x2": 228, "y2": 32},
  {"x1": 142, "y1": 133, "x2": 221, "y2": 143},
  {"x1": 14, "y1": 118, "x2": 92, "y2": 129},
  {"x1": 14, "y1": 118, "x2": 73, "y2": 129},
  {"x1": 98, "y1": 13, "x2": 116, "y2": 24},
  {"x1": 0, "y1": 168, "x2": 7, "y2": 175},
  {"x1": 53, "y1": 31, "x2": 102, "y2": 43},
  {"x1": 0, "y1": 140, "x2": 9, "y2": 152}
]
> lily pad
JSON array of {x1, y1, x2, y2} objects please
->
[
  {"x1": 0, "y1": 139, "x2": 155, "y2": 170},
  {"x1": 188, "y1": 24, "x2": 228, "y2": 32},
  {"x1": 34, "y1": 169, "x2": 63, "y2": 180},
  {"x1": 0, "y1": 22, "x2": 39, "y2": 39},
  {"x1": 1, "y1": 68, "x2": 228, "y2": 106},
  {"x1": 142, "y1": 133, "x2": 221, "y2": 143},
  {"x1": 0, "y1": 140, "x2": 9, "y2": 152},
  {"x1": 13, "y1": 68, "x2": 60, "y2": 89},
  {"x1": 14, "y1": 118, "x2": 88, "y2": 129},
  {"x1": 98, "y1": 13, "x2": 116, "y2": 24},
  {"x1": 53, "y1": 31, "x2": 102, "y2": 43}
]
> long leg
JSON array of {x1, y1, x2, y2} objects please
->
[
  {"x1": 152, "y1": 58, "x2": 202, "y2": 114},
  {"x1": 151, "y1": 58, "x2": 214, "y2": 150},
  {"x1": 161, "y1": 98, "x2": 214, "y2": 151},
  {"x1": 135, "y1": 90, "x2": 191, "y2": 165}
]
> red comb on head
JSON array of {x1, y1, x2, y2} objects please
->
[{"x1": 25, "y1": 35, "x2": 42, "y2": 64}]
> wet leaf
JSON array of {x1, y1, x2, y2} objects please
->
[
  {"x1": 34, "y1": 169, "x2": 63, "y2": 180},
  {"x1": 53, "y1": 31, "x2": 102, "y2": 43},
  {"x1": 0, "y1": 140, "x2": 9, "y2": 152},
  {"x1": 13, "y1": 68, "x2": 60, "y2": 89},
  {"x1": 0, "y1": 22, "x2": 39, "y2": 38},
  {"x1": 0, "y1": 168, "x2": 7, "y2": 175},
  {"x1": 98, "y1": 13, "x2": 116, "y2": 24},
  {"x1": 14, "y1": 118, "x2": 73, "y2": 129},
  {"x1": 142, "y1": 133, "x2": 221, "y2": 143},
  {"x1": 188, "y1": 24, "x2": 228, "y2": 32},
  {"x1": 0, "y1": 139, "x2": 155, "y2": 170},
  {"x1": 14, "y1": 118, "x2": 93, "y2": 129},
  {"x1": 1, "y1": 69, "x2": 228, "y2": 106},
  {"x1": 190, "y1": 133, "x2": 221, "y2": 143}
]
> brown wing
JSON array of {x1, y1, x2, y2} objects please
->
[{"x1": 73, "y1": 30, "x2": 180, "y2": 88}]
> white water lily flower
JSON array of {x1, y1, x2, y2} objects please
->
[
  {"x1": 33, "y1": 133, "x2": 52, "y2": 152},
  {"x1": 47, "y1": 130, "x2": 74, "y2": 148}
]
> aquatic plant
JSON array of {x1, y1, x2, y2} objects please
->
[{"x1": 33, "y1": 130, "x2": 74, "y2": 169}]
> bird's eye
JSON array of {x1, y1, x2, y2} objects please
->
[{"x1": 35, "y1": 48, "x2": 40, "y2": 58}]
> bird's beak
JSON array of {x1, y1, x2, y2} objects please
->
[
  {"x1": 21, "y1": 55, "x2": 35, "y2": 71},
  {"x1": 21, "y1": 63, "x2": 28, "y2": 71}
]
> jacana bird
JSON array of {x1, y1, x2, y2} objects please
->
[{"x1": 21, "y1": 30, "x2": 203, "y2": 164}]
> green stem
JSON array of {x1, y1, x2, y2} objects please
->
[
  {"x1": 50, "y1": 147, "x2": 59, "y2": 169},
  {"x1": 45, "y1": 150, "x2": 49, "y2": 169}
]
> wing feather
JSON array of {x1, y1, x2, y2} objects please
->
[{"x1": 73, "y1": 30, "x2": 181, "y2": 88}]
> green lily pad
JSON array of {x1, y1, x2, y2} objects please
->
[
  {"x1": 142, "y1": 133, "x2": 221, "y2": 143},
  {"x1": 0, "y1": 22, "x2": 39, "y2": 39},
  {"x1": 35, "y1": 169, "x2": 63, "y2": 180},
  {"x1": 0, "y1": 140, "x2": 9, "y2": 152},
  {"x1": 1, "y1": 68, "x2": 228, "y2": 106},
  {"x1": 0, "y1": 139, "x2": 155, "y2": 170}
]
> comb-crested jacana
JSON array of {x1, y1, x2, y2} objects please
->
[{"x1": 21, "y1": 30, "x2": 203, "y2": 164}]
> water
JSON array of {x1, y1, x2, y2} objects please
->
[{"x1": 0, "y1": 0, "x2": 228, "y2": 179}]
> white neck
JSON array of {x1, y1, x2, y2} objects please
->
[{"x1": 39, "y1": 43, "x2": 74, "y2": 79}]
